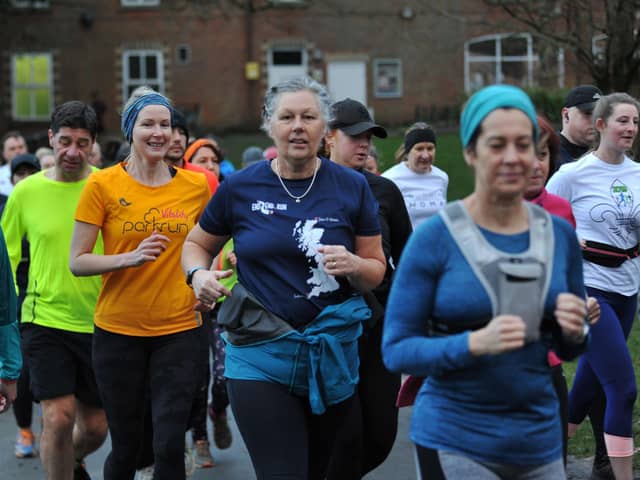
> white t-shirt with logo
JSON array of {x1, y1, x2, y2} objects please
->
[
  {"x1": 547, "y1": 152, "x2": 640, "y2": 295},
  {"x1": 382, "y1": 162, "x2": 448, "y2": 229},
  {"x1": 0, "y1": 164, "x2": 13, "y2": 196}
]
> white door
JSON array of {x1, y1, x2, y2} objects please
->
[
  {"x1": 267, "y1": 46, "x2": 307, "y2": 88},
  {"x1": 327, "y1": 60, "x2": 367, "y2": 104}
]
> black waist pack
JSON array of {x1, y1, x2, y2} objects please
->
[{"x1": 582, "y1": 240, "x2": 640, "y2": 268}]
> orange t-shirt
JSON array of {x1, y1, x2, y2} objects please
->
[{"x1": 75, "y1": 164, "x2": 210, "y2": 336}]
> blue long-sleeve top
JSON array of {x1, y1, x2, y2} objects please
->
[
  {"x1": 0, "y1": 228, "x2": 21, "y2": 381},
  {"x1": 382, "y1": 212, "x2": 587, "y2": 465}
]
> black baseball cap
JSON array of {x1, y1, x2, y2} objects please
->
[
  {"x1": 11, "y1": 153, "x2": 40, "y2": 177},
  {"x1": 329, "y1": 99, "x2": 387, "y2": 138},
  {"x1": 564, "y1": 85, "x2": 603, "y2": 113}
]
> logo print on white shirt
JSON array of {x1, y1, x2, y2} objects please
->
[{"x1": 590, "y1": 179, "x2": 640, "y2": 242}]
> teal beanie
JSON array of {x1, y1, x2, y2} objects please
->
[{"x1": 460, "y1": 85, "x2": 538, "y2": 148}]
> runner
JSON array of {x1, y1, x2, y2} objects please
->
[
  {"x1": 69, "y1": 87, "x2": 210, "y2": 480},
  {"x1": 383, "y1": 85, "x2": 589, "y2": 480},
  {"x1": 1, "y1": 101, "x2": 107, "y2": 480}
]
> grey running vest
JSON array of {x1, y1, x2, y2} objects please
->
[{"x1": 439, "y1": 201, "x2": 554, "y2": 342}]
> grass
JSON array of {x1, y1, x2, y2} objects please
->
[
  {"x1": 216, "y1": 130, "x2": 640, "y2": 463},
  {"x1": 217, "y1": 131, "x2": 475, "y2": 201}
]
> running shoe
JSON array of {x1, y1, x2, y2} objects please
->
[
  {"x1": 194, "y1": 439, "x2": 215, "y2": 468},
  {"x1": 73, "y1": 460, "x2": 91, "y2": 480},
  {"x1": 209, "y1": 406, "x2": 232, "y2": 450},
  {"x1": 135, "y1": 465, "x2": 154, "y2": 480},
  {"x1": 15, "y1": 428, "x2": 36, "y2": 458},
  {"x1": 185, "y1": 447, "x2": 196, "y2": 477}
]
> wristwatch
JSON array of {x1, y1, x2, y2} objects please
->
[{"x1": 186, "y1": 266, "x2": 207, "y2": 287}]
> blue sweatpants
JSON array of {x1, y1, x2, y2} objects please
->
[{"x1": 568, "y1": 287, "x2": 637, "y2": 438}]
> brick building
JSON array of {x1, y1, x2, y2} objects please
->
[{"x1": 1, "y1": 0, "x2": 589, "y2": 139}]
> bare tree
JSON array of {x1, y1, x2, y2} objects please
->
[{"x1": 483, "y1": 0, "x2": 640, "y2": 92}]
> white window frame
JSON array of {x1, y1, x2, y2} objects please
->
[
  {"x1": 121, "y1": 0, "x2": 160, "y2": 7},
  {"x1": 269, "y1": 0, "x2": 306, "y2": 5},
  {"x1": 373, "y1": 58, "x2": 403, "y2": 98},
  {"x1": 464, "y1": 33, "x2": 538, "y2": 93},
  {"x1": 122, "y1": 49, "x2": 165, "y2": 102},
  {"x1": 11, "y1": 0, "x2": 50, "y2": 8},
  {"x1": 11, "y1": 52, "x2": 54, "y2": 121}
]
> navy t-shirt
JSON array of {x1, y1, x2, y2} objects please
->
[{"x1": 199, "y1": 157, "x2": 381, "y2": 329}]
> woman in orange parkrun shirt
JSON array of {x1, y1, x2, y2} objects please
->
[{"x1": 68, "y1": 87, "x2": 210, "y2": 480}]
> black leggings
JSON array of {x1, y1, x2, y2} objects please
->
[
  {"x1": 93, "y1": 326, "x2": 199, "y2": 480},
  {"x1": 12, "y1": 349, "x2": 33, "y2": 428},
  {"x1": 326, "y1": 322, "x2": 401, "y2": 478},
  {"x1": 227, "y1": 379, "x2": 354, "y2": 480},
  {"x1": 415, "y1": 445, "x2": 446, "y2": 480},
  {"x1": 550, "y1": 364, "x2": 568, "y2": 465}
]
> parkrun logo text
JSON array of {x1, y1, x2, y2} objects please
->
[{"x1": 122, "y1": 207, "x2": 190, "y2": 234}]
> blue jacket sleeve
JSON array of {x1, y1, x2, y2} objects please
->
[
  {"x1": 382, "y1": 216, "x2": 479, "y2": 376},
  {"x1": 0, "y1": 322, "x2": 21, "y2": 381},
  {"x1": 0, "y1": 228, "x2": 21, "y2": 380}
]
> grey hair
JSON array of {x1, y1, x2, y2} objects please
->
[
  {"x1": 261, "y1": 76, "x2": 332, "y2": 137},
  {"x1": 592, "y1": 92, "x2": 640, "y2": 146}
]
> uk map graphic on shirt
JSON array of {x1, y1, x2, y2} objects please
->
[{"x1": 293, "y1": 219, "x2": 339, "y2": 298}]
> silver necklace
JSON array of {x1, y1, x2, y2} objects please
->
[{"x1": 274, "y1": 157, "x2": 320, "y2": 203}]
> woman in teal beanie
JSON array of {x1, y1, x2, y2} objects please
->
[{"x1": 383, "y1": 84, "x2": 589, "y2": 479}]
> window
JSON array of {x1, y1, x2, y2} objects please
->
[
  {"x1": 122, "y1": 50, "x2": 165, "y2": 101},
  {"x1": 267, "y1": 46, "x2": 307, "y2": 88},
  {"x1": 121, "y1": 0, "x2": 160, "y2": 7},
  {"x1": 176, "y1": 45, "x2": 191, "y2": 65},
  {"x1": 464, "y1": 33, "x2": 538, "y2": 93},
  {"x1": 269, "y1": 0, "x2": 306, "y2": 6},
  {"x1": 373, "y1": 59, "x2": 402, "y2": 98},
  {"x1": 10, "y1": 0, "x2": 49, "y2": 8},
  {"x1": 12, "y1": 53, "x2": 53, "y2": 121}
]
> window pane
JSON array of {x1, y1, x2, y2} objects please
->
[
  {"x1": 14, "y1": 56, "x2": 31, "y2": 84},
  {"x1": 15, "y1": 90, "x2": 31, "y2": 117},
  {"x1": 468, "y1": 39, "x2": 496, "y2": 57},
  {"x1": 32, "y1": 55, "x2": 50, "y2": 84},
  {"x1": 468, "y1": 62, "x2": 496, "y2": 90},
  {"x1": 501, "y1": 61, "x2": 529, "y2": 86},
  {"x1": 148, "y1": 83, "x2": 160, "y2": 92},
  {"x1": 272, "y1": 51, "x2": 302, "y2": 66},
  {"x1": 129, "y1": 56, "x2": 141, "y2": 79},
  {"x1": 34, "y1": 89, "x2": 50, "y2": 116},
  {"x1": 502, "y1": 36, "x2": 528, "y2": 56},
  {"x1": 145, "y1": 55, "x2": 158, "y2": 79}
]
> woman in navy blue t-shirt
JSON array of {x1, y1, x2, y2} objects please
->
[{"x1": 182, "y1": 76, "x2": 385, "y2": 479}]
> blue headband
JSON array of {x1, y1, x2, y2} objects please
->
[
  {"x1": 460, "y1": 85, "x2": 538, "y2": 148},
  {"x1": 121, "y1": 93, "x2": 172, "y2": 143}
]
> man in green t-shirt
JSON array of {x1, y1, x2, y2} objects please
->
[{"x1": 1, "y1": 101, "x2": 107, "y2": 480}]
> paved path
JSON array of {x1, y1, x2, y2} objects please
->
[{"x1": 0, "y1": 403, "x2": 600, "y2": 479}]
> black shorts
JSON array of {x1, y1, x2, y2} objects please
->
[{"x1": 21, "y1": 323, "x2": 102, "y2": 407}]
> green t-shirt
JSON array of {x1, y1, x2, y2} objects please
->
[
  {"x1": 216, "y1": 239, "x2": 238, "y2": 303},
  {"x1": 1, "y1": 170, "x2": 103, "y2": 333}
]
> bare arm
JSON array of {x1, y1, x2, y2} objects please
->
[
  {"x1": 69, "y1": 220, "x2": 170, "y2": 277},
  {"x1": 319, "y1": 234, "x2": 386, "y2": 292},
  {"x1": 181, "y1": 224, "x2": 232, "y2": 310}
]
